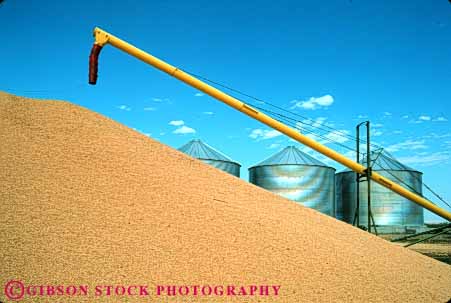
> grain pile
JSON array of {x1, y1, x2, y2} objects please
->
[{"x1": 0, "y1": 91, "x2": 450, "y2": 302}]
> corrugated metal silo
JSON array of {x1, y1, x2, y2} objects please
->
[
  {"x1": 249, "y1": 146, "x2": 336, "y2": 216},
  {"x1": 178, "y1": 139, "x2": 241, "y2": 177},
  {"x1": 336, "y1": 151, "x2": 424, "y2": 229}
]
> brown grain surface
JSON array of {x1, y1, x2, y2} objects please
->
[{"x1": 0, "y1": 91, "x2": 450, "y2": 302}]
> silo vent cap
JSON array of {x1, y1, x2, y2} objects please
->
[
  {"x1": 250, "y1": 146, "x2": 331, "y2": 168},
  {"x1": 177, "y1": 139, "x2": 240, "y2": 165}
]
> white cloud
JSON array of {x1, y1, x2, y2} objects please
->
[
  {"x1": 369, "y1": 124, "x2": 384, "y2": 136},
  {"x1": 419, "y1": 115, "x2": 431, "y2": 121},
  {"x1": 173, "y1": 125, "x2": 196, "y2": 134},
  {"x1": 168, "y1": 120, "x2": 195, "y2": 134},
  {"x1": 295, "y1": 117, "x2": 334, "y2": 132},
  {"x1": 424, "y1": 132, "x2": 451, "y2": 139},
  {"x1": 410, "y1": 115, "x2": 436, "y2": 123},
  {"x1": 324, "y1": 130, "x2": 350, "y2": 144},
  {"x1": 401, "y1": 115, "x2": 409, "y2": 119},
  {"x1": 195, "y1": 93, "x2": 204, "y2": 97},
  {"x1": 385, "y1": 139, "x2": 428, "y2": 152},
  {"x1": 268, "y1": 143, "x2": 280, "y2": 149},
  {"x1": 312, "y1": 117, "x2": 328, "y2": 128},
  {"x1": 396, "y1": 152, "x2": 450, "y2": 166},
  {"x1": 393, "y1": 130, "x2": 403, "y2": 134},
  {"x1": 144, "y1": 107, "x2": 156, "y2": 111},
  {"x1": 117, "y1": 105, "x2": 131, "y2": 111},
  {"x1": 290, "y1": 94, "x2": 334, "y2": 110},
  {"x1": 372, "y1": 130, "x2": 383, "y2": 137},
  {"x1": 384, "y1": 112, "x2": 392, "y2": 116},
  {"x1": 152, "y1": 97, "x2": 171, "y2": 103},
  {"x1": 357, "y1": 114, "x2": 368, "y2": 119},
  {"x1": 203, "y1": 111, "x2": 214, "y2": 115},
  {"x1": 169, "y1": 120, "x2": 184, "y2": 126},
  {"x1": 249, "y1": 128, "x2": 282, "y2": 140},
  {"x1": 433, "y1": 116, "x2": 448, "y2": 122},
  {"x1": 295, "y1": 122, "x2": 305, "y2": 130}
]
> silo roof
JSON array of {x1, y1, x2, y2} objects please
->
[
  {"x1": 340, "y1": 151, "x2": 421, "y2": 173},
  {"x1": 178, "y1": 139, "x2": 240, "y2": 165},
  {"x1": 250, "y1": 146, "x2": 330, "y2": 168}
]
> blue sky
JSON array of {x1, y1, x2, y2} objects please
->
[{"x1": 1, "y1": 0, "x2": 450, "y2": 222}]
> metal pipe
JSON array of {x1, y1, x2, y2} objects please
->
[
  {"x1": 90, "y1": 27, "x2": 451, "y2": 222},
  {"x1": 370, "y1": 213, "x2": 378, "y2": 235},
  {"x1": 354, "y1": 124, "x2": 360, "y2": 227},
  {"x1": 366, "y1": 121, "x2": 372, "y2": 233}
]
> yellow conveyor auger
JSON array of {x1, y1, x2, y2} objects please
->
[{"x1": 88, "y1": 27, "x2": 451, "y2": 222}]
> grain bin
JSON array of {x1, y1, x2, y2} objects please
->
[
  {"x1": 178, "y1": 139, "x2": 241, "y2": 177},
  {"x1": 249, "y1": 146, "x2": 335, "y2": 216},
  {"x1": 336, "y1": 151, "x2": 424, "y2": 229}
]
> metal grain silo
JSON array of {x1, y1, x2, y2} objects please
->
[
  {"x1": 336, "y1": 151, "x2": 424, "y2": 229},
  {"x1": 178, "y1": 139, "x2": 241, "y2": 177},
  {"x1": 249, "y1": 146, "x2": 335, "y2": 216}
]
